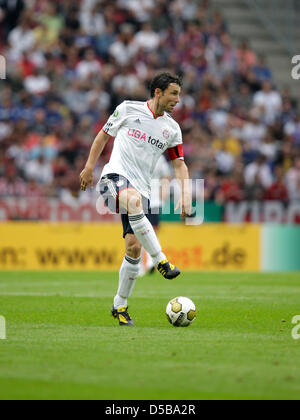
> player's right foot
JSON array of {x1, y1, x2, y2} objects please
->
[
  {"x1": 157, "y1": 259, "x2": 181, "y2": 280},
  {"x1": 111, "y1": 306, "x2": 134, "y2": 326}
]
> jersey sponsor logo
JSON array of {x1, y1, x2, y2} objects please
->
[
  {"x1": 127, "y1": 129, "x2": 167, "y2": 150},
  {"x1": 148, "y1": 136, "x2": 167, "y2": 150},
  {"x1": 128, "y1": 128, "x2": 147, "y2": 142}
]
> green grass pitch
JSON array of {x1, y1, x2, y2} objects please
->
[{"x1": 0, "y1": 271, "x2": 300, "y2": 400}]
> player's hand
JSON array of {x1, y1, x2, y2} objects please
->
[
  {"x1": 182, "y1": 208, "x2": 197, "y2": 218},
  {"x1": 80, "y1": 166, "x2": 94, "y2": 191},
  {"x1": 180, "y1": 207, "x2": 196, "y2": 219},
  {"x1": 175, "y1": 198, "x2": 194, "y2": 219}
]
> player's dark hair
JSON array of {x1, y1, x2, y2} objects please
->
[{"x1": 150, "y1": 73, "x2": 182, "y2": 98}]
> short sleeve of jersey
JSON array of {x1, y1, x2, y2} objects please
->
[
  {"x1": 167, "y1": 124, "x2": 184, "y2": 161},
  {"x1": 102, "y1": 102, "x2": 127, "y2": 137}
]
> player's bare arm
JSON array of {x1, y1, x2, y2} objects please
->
[
  {"x1": 172, "y1": 158, "x2": 192, "y2": 218},
  {"x1": 80, "y1": 129, "x2": 110, "y2": 191}
]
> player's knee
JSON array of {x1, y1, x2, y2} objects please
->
[
  {"x1": 119, "y1": 189, "x2": 143, "y2": 214},
  {"x1": 128, "y1": 194, "x2": 142, "y2": 214}
]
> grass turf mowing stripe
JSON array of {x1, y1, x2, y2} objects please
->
[{"x1": 0, "y1": 271, "x2": 300, "y2": 400}]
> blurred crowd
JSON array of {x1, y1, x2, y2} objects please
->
[{"x1": 0, "y1": 0, "x2": 300, "y2": 206}]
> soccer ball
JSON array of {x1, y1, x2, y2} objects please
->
[{"x1": 166, "y1": 297, "x2": 196, "y2": 327}]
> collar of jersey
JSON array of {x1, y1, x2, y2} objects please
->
[{"x1": 146, "y1": 101, "x2": 165, "y2": 119}]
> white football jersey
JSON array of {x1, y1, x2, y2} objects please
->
[
  {"x1": 150, "y1": 154, "x2": 172, "y2": 209},
  {"x1": 97, "y1": 100, "x2": 183, "y2": 199}
]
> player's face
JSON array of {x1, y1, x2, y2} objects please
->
[{"x1": 160, "y1": 83, "x2": 181, "y2": 113}]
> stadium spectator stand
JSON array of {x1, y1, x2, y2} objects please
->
[{"x1": 0, "y1": 0, "x2": 299, "y2": 221}]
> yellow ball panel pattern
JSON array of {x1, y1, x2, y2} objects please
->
[
  {"x1": 170, "y1": 298, "x2": 182, "y2": 313},
  {"x1": 187, "y1": 309, "x2": 196, "y2": 321}
]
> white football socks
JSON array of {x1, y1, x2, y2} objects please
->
[
  {"x1": 114, "y1": 255, "x2": 141, "y2": 309},
  {"x1": 128, "y1": 212, "x2": 166, "y2": 266}
]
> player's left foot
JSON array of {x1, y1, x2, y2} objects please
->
[
  {"x1": 111, "y1": 306, "x2": 134, "y2": 326},
  {"x1": 157, "y1": 259, "x2": 181, "y2": 280}
]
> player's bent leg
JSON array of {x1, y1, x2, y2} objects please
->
[
  {"x1": 119, "y1": 189, "x2": 181, "y2": 280},
  {"x1": 112, "y1": 234, "x2": 141, "y2": 326}
]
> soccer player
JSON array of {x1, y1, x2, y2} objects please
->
[{"x1": 80, "y1": 73, "x2": 192, "y2": 326}]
